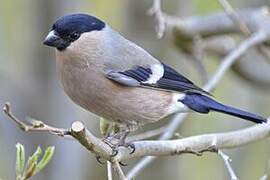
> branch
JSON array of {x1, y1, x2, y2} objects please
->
[
  {"x1": 218, "y1": 0, "x2": 250, "y2": 36},
  {"x1": 203, "y1": 30, "x2": 269, "y2": 91},
  {"x1": 171, "y1": 7, "x2": 270, "y2": 40},
  {"x1": 147, "y1": 0, "x2": 166, "y2": 38},
  {"x1": 107, "y1": 161, "x2": 113, "y2": 180},
  {"x1": 3, "y1": 102, "x2": 113, "y2": 160},
  {"x1": 218, "y1": 150, "x2": 238, "y2": 180},
  {"x1": 3, "y1": 102, "x2": 69, "y2": 136},
  {"x1": 115, "y1": 120, "x2": 270, "y2": 161}
]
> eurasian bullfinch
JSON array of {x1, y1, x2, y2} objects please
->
[{"x1": 43, "y1": 13, "x2": 267, "y2": 148}]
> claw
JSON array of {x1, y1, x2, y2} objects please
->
[
  {"x1": 96, "y1": 156, "x2": 105, "y2": 165},
  {"x1": 128, "y1": 143, "x2": 136, "y2": 154},
  {"x1": 110, "y1": 148, "x2": 119, "y2": 157},
  {"x1": 119, "y1": 161, "x2": 128, "y2": 166}
]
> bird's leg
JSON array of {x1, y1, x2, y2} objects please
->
[{"x1": 103, "y1": 124, "x2": 136, "y2": 156}]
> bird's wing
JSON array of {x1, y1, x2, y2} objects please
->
[{"x1": 105, "y1": 63, "x2": 211, "y2": 95}]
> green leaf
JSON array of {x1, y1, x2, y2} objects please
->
[
  {"x1": 15, "y1": 143, "x2": 25, "y2": 178},
  {"x1": 33, "y1": 146, "x2": 55, "y2": 175},
  {"x1": 23, "y1": 146, "x2": 42, "y2": 179},
  {"x1": 24, "y1": 161, "x2": 37, "y2": 179},
  {"x1": 30, "y1": 146, "x2": 42, "y2": 163}
]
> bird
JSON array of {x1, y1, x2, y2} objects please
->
[{"x1": 43, "y1": 13, "x2": 267, "y2": 149}]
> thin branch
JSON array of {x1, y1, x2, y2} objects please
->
[
  {"x1": 204, "y1": 30, "x2": 269, "y2": 91},
  {"x1": 172, "y1": 7, "x2": 270, "y2": 39},
  {"x1": 3, "y1": 102, "x2": 69, "y2": 136},
  {"x1": 3, "y1": 102, "x2": 112, "y2": 160},
  {"x1": 107, "y1": 161, "x2": 113, "y2": 180},
  {"x1": 218, "y1": 0, "x2": 250, "y2": 35},
  {"x1": 218, "y1": 150, "x2": 238, "y2": 180},
  {"x1": 217, "y1": 0, "x2": 270, "y2": 65},
  {"x1": 147, "y1": 0, "x2": 165, "y2": 38},
  {"x1": 127, "y1": 156, "x2": 154, "y2": 179},
  {"x1": 112, "y1": 162, "x2": 128, "y2": 180}
]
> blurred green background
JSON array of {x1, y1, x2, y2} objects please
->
[{"x1": 0, "y1": 0, "x2": 270, "y2": 179}]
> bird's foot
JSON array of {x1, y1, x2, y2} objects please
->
[{"x1": 103, "y1": 133, "x2": 135, "y2": 157}]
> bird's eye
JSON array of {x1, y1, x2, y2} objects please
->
[{"x1": 69, "y1": 32, "x2": 80, "y2": 40}]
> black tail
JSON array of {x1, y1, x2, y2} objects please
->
[{"x1": 180, "y1": 93, "x2": 267, "y2": 124}]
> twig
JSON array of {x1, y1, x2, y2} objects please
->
[
  {"x1": 112, "y1": 162, "x2": 128, "y2": 180},
  {"x1": 218, "y1": 0, "x2": 250, "y2": 35},
  {"x1": 217, "y1": 0, "x2": 270, "y2": 64},
  {"x1": 127, "y1": 156, "x2": 154, "y2": 179},
  {"x1": 218, "y1": 150, "x2": 238, "y2": 180},
  {"x1": 3, "y1": 102, "x2": 69, "y2": 136},
  {"x1": 3, "y1": 102, "x2": 112, "y2": 160},
  {"x1": 176, "y1": 7, "x2": 270, "y2": 39},
  {"x1": 204, "y1": 30, "x2": 269, "y2": 91},
  {"x1": 107, "y1": 161, "x2": 113, "y2": 180},
  {"x1": 147, "y1": 0, "x2": 165, "y2": 38}
]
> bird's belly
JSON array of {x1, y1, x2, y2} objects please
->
[{"x1": 60, "y1": 67, "x2": 173, "y2": 125}]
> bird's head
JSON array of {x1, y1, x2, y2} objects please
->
[{"x1": 43, "y1": 13, "x2": 105, "y2": 51}]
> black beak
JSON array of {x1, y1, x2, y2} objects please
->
[{"x1": 43, "y1": 30, "x2": 61, "y2": 47}]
